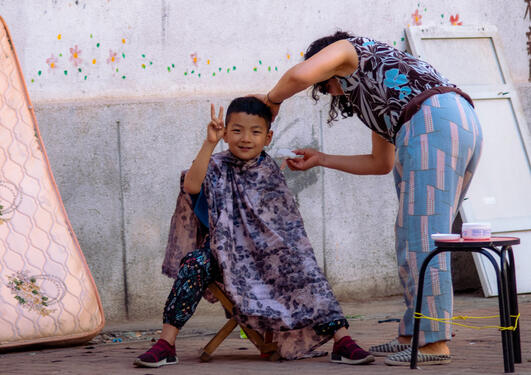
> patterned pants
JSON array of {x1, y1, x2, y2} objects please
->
[
  {"x1": 163, "y1": 244, "x2": 348, "y2": 335},
  {"x1": 163, "y1": 244, "x2": 221, "y2": 329},
  {"x1": 393, "y1": 92, "x2": 483, "y2": 345}
]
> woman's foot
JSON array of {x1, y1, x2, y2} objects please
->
[
  {"x1": 331, "y1": 336, "x2": 375, "y2": 365},
  {"x1": 134, "y1": 339, "x2": 178, "y2": 368},
  {"x1": 418, "y1": 340, "x2": 450, "y2": 355},
  {"x1": 384, "y1": 340, "x2": 451, "y2": 366}
]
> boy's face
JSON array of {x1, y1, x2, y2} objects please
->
[{"x1": 223, "y1": 112, "x2": 272, "y2": 160}]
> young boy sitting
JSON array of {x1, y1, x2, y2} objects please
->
[{"x1": 134, "y1": 97, "x2": 374, "y2": 367}]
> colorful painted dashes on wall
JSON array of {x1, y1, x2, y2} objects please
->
[
  {"x1": 30, "y1": 7, "x2": 467, "y2": 85},
  {"x1": 29, "y1": 32, "x2": 307, "y2": 84}
]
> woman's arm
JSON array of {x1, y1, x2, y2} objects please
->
[
  {"x1": 287, "y1": 132, "x2": 395, "y2": 175},
  {"x1": 268, "y1": 40, "x2": 358, "y2": 103},
  {"x1": 262, "y1": 40, "x2": 358, "y2": 118}
]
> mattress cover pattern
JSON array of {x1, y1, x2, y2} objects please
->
[{"x1": 0, "y1": 16, "x2": 104, "y2": 349}]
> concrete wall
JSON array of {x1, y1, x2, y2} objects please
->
[{"x1": 1, "y1": 0, "x2": 530, "y2": 321}]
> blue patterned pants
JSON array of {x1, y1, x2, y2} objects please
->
[
  {"x1": 393, "y1": 92, "x2": 483, "y2": 345},
  {"x1": 163, "y1": 245, "x2": 221, "y2": 329}
]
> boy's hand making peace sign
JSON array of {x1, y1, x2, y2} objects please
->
[
  {"x1": 207, "y1": 104, "x2": 224, "y2": 144},
  {"x1": 183, "y1": 103, "x2": 225, "y2": 194}
]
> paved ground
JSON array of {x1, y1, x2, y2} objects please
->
[{"x1": 2, "y1": 292, "x2": 531, "y2": 375}]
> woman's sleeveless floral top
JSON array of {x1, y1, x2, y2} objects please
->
[{"x1": 337, "y1": 36, "x2": 455, "y2": 143}]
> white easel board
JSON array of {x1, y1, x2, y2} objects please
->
[{"x1": 406, "y1": 25, "x2": 531, "y2": 296}]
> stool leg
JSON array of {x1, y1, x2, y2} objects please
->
[
  {"x1": 479, "y1": 249, "x2": 513, "y2": 373},
  {"x1": 506, "y1": 247, "x2": 521, "y2": 364},
  {"x1": 410, "y1": 250, "x2": 440, "y2": 369},
  {"x1": 498, "y1": 257, "x2": 514, "y2": 372},
  {"x1": 200, "y1": 318, "x2": 238, "y2": 362},
  {"x1": 499, "y1": 248, "x2": 515, "y2": 371}
]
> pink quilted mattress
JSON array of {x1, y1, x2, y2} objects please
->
[{"x1": 0, "y1": 16, "x2": 104, "y2": 350}]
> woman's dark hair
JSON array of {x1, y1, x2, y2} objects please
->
[
  {"x1": 225, "y1": 96, "x2": 273, "y2": 129},
  {"x1": 304, "y1": 30, "x2": 356, "y2": 124}
]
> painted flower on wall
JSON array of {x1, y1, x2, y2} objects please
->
[
  {"x1": 69, "y1": 45, "x2": 82, "y2": 67},
  {"x1": 450, "y1": 14, "x2": 463, "y2": 26},
  {"x1": 106, "y1": 49, "x2": 120, "y2": 66},
  {"x1": 411, "y1": 9, "x2": 422, "y2": 26},
  {"x1": 190, "y1": 52, "x2": 200, "y2": 66},
  {"x1": 46, "y1": 54, "x2": 59, "y2": 70}
]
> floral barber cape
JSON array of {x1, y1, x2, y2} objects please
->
[{"x1": 162, "y1": 150, "x2": 345, "y2": 359}]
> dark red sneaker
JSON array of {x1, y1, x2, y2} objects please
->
[
  {"x1": 134, "y1": 339, "x2": 178, "y2": 368},
  {"x1": 331, "y1": 336, "x2": 375, "y2": 365}
]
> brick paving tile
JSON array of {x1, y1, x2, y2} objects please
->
[{"x1": 1, "y1": 293, "x2": 531, "y2": 375}]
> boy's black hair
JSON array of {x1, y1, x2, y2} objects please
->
[
  {"x1": 304, "y1": 30, "x2": 356, "y2": 124},
  {"x1": 225, "y1": 97, "x2": 273, "y2": 130}
]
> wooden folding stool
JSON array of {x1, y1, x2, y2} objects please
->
[{"x1": 199, "y1": 284, "x2": 280, "y2": 362}]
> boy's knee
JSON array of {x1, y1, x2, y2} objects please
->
[{"x1": 180, "y1": 249, "x2": 210, "y2": 271}]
